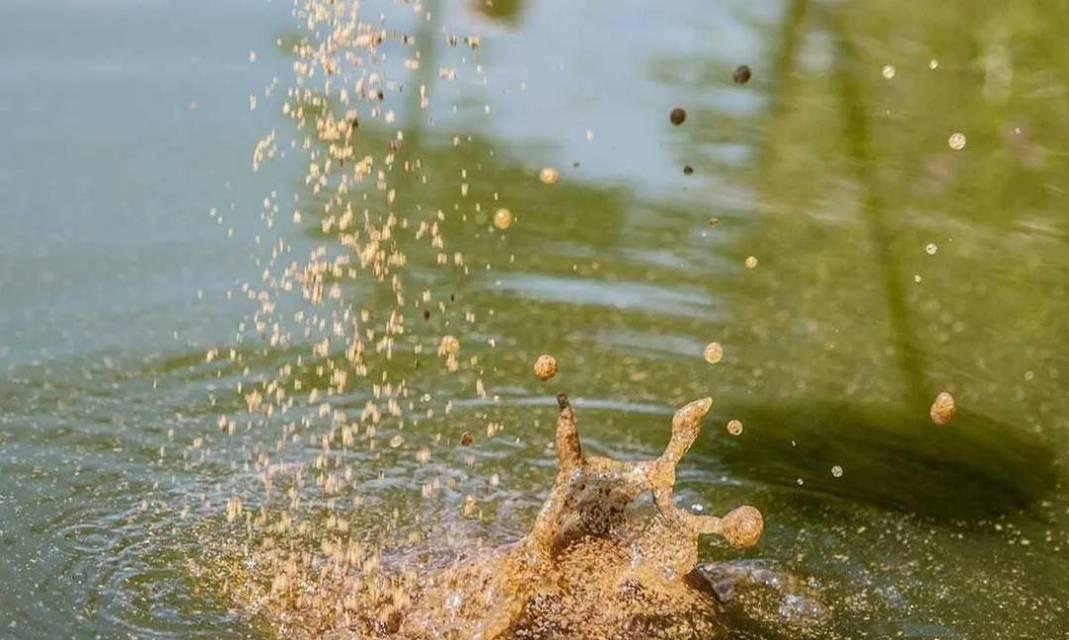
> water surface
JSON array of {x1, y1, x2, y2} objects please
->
[{"x1": 2, "y1": 0, "x2": 1068, "y2": 638}]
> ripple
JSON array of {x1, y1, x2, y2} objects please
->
[{"x1": 487, "y1": 273, "x2": 722, "y2": 320}]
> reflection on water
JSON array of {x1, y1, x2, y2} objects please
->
[{"x1": 1, "y1": 0, "x2": 1069, "y2": 638}]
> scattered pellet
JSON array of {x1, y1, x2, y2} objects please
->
[
  {"x1": 669, "y1": 107, "x2": 687, "y2": 126},
  {"x1": 726, "y1": 420, "x2": 743, "y2": 436},
  {"x1": 703, "y1": 342, "x2": 724, "y2": 364},
  {"x1": 732, "y1": 65, "x2": 752, "y2": 84},
  {"x1": 439, "y1": 335, "x2": 460, "y2": 356},
  {"x1": 533, "y1": 354, "x2": 558, "y2": 381},
  {"x1": 930, "y1": 391, "x2": 956, "y2": 425},
  {"x1": 744, "y1": 256, "x2": 759, "y2": 270},
  {"x1": 494, "y1": 208, "x2": 513, "y2": 230}
]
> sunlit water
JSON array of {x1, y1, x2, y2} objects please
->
[{"x1": 2, "y1": 0, "x2": 1068, "y2": 638}]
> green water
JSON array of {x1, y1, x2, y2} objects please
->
[{"x1": 2, "y1": 0, "x2": 1068, "y2": 638}]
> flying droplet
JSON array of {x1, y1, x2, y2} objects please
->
[
  {"x1": 533, "y1": 354, "x2": 558, "y2": 381},
  {"x1": 930, "y1": 391, "x2": 956, "y2": 425},
  {"x1": 726, "y1": 419, "x2": 743, "y2": 436},
  {"x1": 703, "y1": 342, "x2": 724, "y2": 364},
  {"x1": 948, "y1": 132, "x2": 966, "y2": 150}
]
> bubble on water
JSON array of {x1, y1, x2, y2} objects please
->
[
  {"x1": 831, "y1": 465, "x2": 843, "y2": 478},
  {"x1": 930, "y1": 391, "x2": 957, "y2": 425},
  {"x1": 925, "y1": 243, "x2": 938, "y2": 255},
  {"x1": 948, "y1": 132, "x2": 967, "y2": 150},
  {"x1": 703, "y1": 342, "x2": 724, "y2": 364},
  {"x1": 539, "y1": 167, "x2": 560, "y2": 184},
  {"x1": 726, "y1": 419, "x2": 743, "y2": 436},
  {"x1": 533, "y1": 354, "x2": 558, "y2": 381},
  {"x1": 745, "y1": 255, "x2": 759, "y2": 270},
  {"x1": 881, "y1": 64, "x2": 896, "y2": 79},
  {"x1": 493, "y1": 208, "x2": 513, "y2": 230}
]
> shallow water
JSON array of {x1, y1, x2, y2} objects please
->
[{"x1": 2, "y1": 0, "x2": 1069, "y2": 638}]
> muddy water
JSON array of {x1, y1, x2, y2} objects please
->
[{"x1": 2, "y1": 0, "x2": 1068, "y2": 638}]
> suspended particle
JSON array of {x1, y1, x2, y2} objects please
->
[
  {"x1": 726, "y1": 419, "x2": 743, "y2": 436},
  {"x1": 744, "y1": 256, "x2": 759, "y2": 270},
  {"x1": 539, "y1": 167, "x2": 560, "y2": 184},
  {"x1": 948, "y1": 132, "x2": 966, "y2": 150},
  {"x1": 670, "y1": 107, "x2": 687, "y2": 126},
  {"x1": 930, "y1": 391, "x2": 956, "y2": 425},
  {"x1": 494, "y1": 208, "x2": 513, "y2": 230},
  {"x1": 881, "y1": 64, "x2": 896, "y2": 79},
  {"x1": 703, "y1": 342, "x2": 724, "y2": 364},
  {"x1": 533, "y1": 354, "x2": 558, "y2": 381},
  {"x1": 732, "y1": 65, "x2": 752, "y2": 84},
  {"x1": 831, "y1": 465, "x2": 844, "y2": 478}
]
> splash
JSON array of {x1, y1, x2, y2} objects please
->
[{"x1": 204, "y1": 394, "x2": 763, "y2": 639}]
